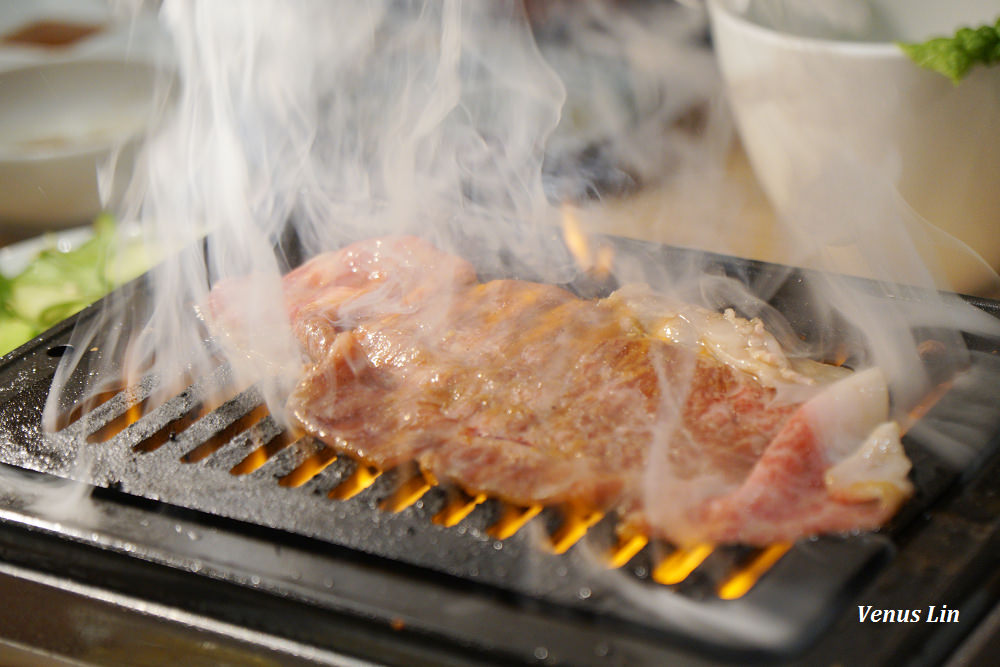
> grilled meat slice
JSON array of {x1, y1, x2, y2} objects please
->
[{"x1": 211, "y1": 235, "x2": 912, "y2": 545}]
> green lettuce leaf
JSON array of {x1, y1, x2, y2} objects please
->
[
  {"x1": 898, "y1": 18, "x2": 1000, "y2": 83},
  {"x1": 0, "y1": 215, "x2": 151, "y2": 356}
]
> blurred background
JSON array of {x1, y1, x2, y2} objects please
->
[{"x1": 1, "y1": 0, "x2": 998, "y2": 358}]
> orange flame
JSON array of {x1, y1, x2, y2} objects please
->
[{"x1": 561, "y1": 204, "x2": 613, "y2": 278}]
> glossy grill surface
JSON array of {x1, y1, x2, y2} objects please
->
[{"x1": 2, "y1": 237, "x2": 1000, "y2": 665}]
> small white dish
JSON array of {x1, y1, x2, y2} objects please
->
[
  {"x1": 0, "y1": 225, "x2": 93, "y2": 278},
  {"x1": 0, "y1": 59, "x2": 166, "y2": 229},
  {"x1": 707, "y1": 0, "x2": 1000, "y2": 293}
]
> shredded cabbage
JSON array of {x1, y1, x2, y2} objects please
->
[{"x1": 0, "y1": 215, "x2": 150, "y2": 356}]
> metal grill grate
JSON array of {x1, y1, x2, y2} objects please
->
[
  {"x1": 3, "y1": 235, "x2": 1000, "y2": 664},
  {"x1": 64, "y1": 361, "x2": 799, "y2": 598}
]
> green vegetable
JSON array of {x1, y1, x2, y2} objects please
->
[
  {"x1": 0, "y1": 214, "x2": 151, "y2": 357},
  {"x1": 898, "y1": 17, "x2": 1000, "y2": 83}
]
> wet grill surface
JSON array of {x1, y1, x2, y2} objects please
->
[{"x1": 2, "y1": 236, "x2": 1000, "y2": 665}]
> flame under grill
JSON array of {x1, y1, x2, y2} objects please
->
[{"x1": 3, "y1": 235, "x2": 1000, "y2": 665}]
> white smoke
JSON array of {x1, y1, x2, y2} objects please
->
[{"x1": 20, "y1": 0, "x2": 1000, "y2": 604}]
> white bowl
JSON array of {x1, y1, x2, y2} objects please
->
[
  {"x1": 0, "y1": 59, "x2": 162, "y2": 229},
  {"x1": 707, "y1": 0, "x2": 1000, "y2": 292}
]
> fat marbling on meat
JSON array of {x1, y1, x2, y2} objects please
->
[{"x1": 208, "y1": 235, "x2": 914, "y2": 546}]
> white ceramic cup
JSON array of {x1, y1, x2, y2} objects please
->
[{"x1": 707, "y1": 0, "x2": 1000, "y2": 292}]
